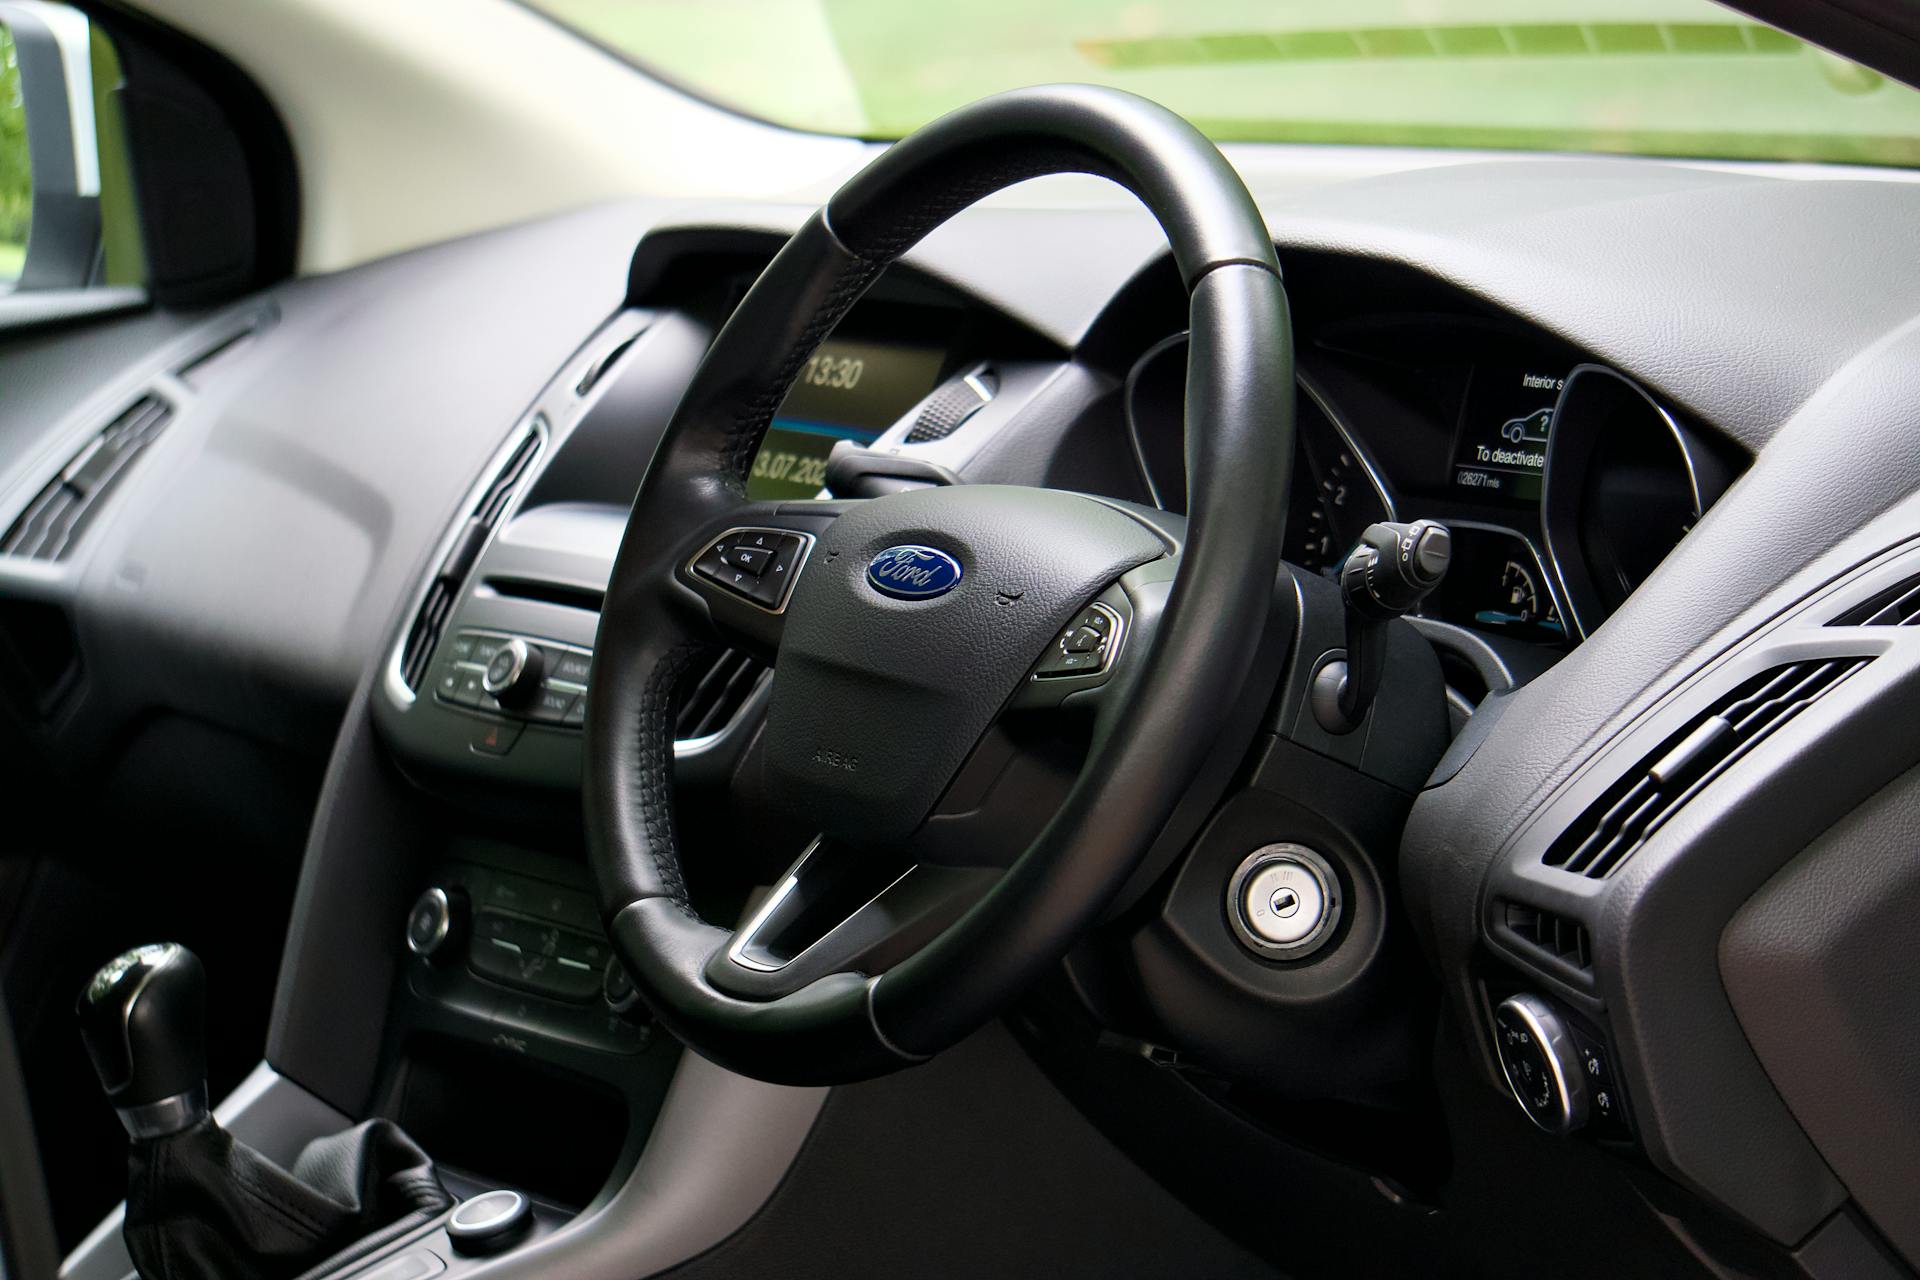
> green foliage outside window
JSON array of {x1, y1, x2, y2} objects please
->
[
  {"x1": 1, "y1": 26, "x2": 29, "y2": 281},
  {"x1": 528, "y1": 0, "x2": 1920, "y2": 168}
]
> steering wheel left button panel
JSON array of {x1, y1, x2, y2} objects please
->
[{"x1": 691, "y1": 527, "x2": 815, "y2": 611}]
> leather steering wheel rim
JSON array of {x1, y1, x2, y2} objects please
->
[{"x1": 584, "y1": 84, "x2": 1293, "y2": 1085}]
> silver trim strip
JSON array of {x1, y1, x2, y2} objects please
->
[
  {"x1": 117, "y1": 1084, "x2": 208, "y2": 1141},
  {"x1": 1539, "y1": 364, "x2": 1720, "y2": 641},
  {"x1": 1297, "y1": 369, "x2": 1398, "y2": 524},
  {"x1": 383, "y1": 418, "x2": 548, "y2": 708}
]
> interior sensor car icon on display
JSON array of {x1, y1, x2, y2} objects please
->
[{"x1": 1501, "y1": 407, "x2": 1554, "y2": 445}]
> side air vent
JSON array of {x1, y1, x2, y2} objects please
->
[
  {"x1": 677, "y1": 649, "x2": 767, "y2": 742},
  {"x1": 1545, "y1": 658, "x2": 1870, "y2": 879},
  {"x1": 1829, "y1": 573, "x2": 1920, "y2": 626},
  {"x1": 1, "y1": 397, "x2": 173, "y2": 561},
  {"x1": 398, "y1": 428, "x2": 542, "y2": 691},
  {"x1": 1500, "y1": 901, "x2": 1592, "y2": 973}
]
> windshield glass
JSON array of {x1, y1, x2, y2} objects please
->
[{"x1": 525, "y1": 0, "x2": 1920, "y2": 167}]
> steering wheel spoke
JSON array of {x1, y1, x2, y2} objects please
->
[{"x1": 703, "y1": 838, "x2": 996, "y2": 1002}]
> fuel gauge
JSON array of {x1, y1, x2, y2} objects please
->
[
  {"x1": 1482, "y1": 559, "x2": 1546, "y2": 629},
  {"x1": 1422, "y1": 525, "x2": 1567, "y2": 646}
]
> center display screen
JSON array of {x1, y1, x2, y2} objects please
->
[
  {"x1": 1451, "y1": 365, "x2": 1566, "y2": 502},
  {"x1": 748, "y1": 338, "x2": 947, "y2": 500}
]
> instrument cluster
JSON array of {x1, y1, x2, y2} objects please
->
[{"x1": 1123, "y1": 328, "x2": 1739, "y2": 653}]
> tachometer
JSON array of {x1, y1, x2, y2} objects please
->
[{"x1": 1289, "y1": 443, "x2": 1383, "y2": 577}]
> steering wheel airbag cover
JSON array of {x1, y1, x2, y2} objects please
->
[{"x1": 761, "y1": 485, "x2": 1166, "y2": 846}]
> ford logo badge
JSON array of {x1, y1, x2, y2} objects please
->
[{"x1": 866, "y1": 545, "x2": 963, "y2": 600}]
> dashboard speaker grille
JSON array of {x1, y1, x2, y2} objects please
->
[
  {"x1": 1, "y1": 397, "x2": 173, "y2": 562},
  {"x1": 676, "y1": 649, "x2": 766, "y2": 742},
  {"x1": 399, "y1": 429, "x2": 540, "y2": 691},
  {"x1": 1544, "y1": 657, "x2": 1869, "y2": 878}
]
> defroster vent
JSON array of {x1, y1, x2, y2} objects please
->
[
  {"x1": 1545, "y1": 658, "x2": 1869, "y2": 878},
  {"x1": 398, "y1": 429, "x2": 541, "y2": 691},
  {"x1": 2, "y1": 397, "x2": 173, "y2": 561}
]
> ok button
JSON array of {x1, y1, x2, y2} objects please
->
[{"x1": 1230, "y1": 844, "x2": 1340, "y2": 957}]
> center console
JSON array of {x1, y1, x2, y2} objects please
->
[{"x1": 186, "y1": 259, "x2": 1076, "y2": 1280}]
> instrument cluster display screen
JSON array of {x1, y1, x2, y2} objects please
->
[
  {"x1": 1451, "y1": 366, "x2": 1566, "y2": 503},
  {"x1": 749, "y1": 338, "x2": 946, "y2": 500}
]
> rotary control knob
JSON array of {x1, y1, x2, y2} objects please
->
[
  {"x1": 446, "y1": 1189, "x2": 531, "y2": 1255},
  {"x1": 603, "y1": 955, "x2": 644, "y2": 1019},
  {"x1": 1493, "y1": 993, "x2": 1589, "y2": 1135},
  {"x1": 405, "y1": 887, "x2": 468, "y2": 966},
  {"x1": 481, "y1": 638, "x2": 544, "y2": 706}
]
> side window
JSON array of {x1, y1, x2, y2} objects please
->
[
  {"x1": 0, "y1": 2, "x2": 141, "y2": 296},
  {"x1": 0, "y1": 22, "x2": 26, "y2": 283}
]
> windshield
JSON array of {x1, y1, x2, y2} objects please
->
[{"x1": 525, "y1": 0, "x2": 1920, "y2": 167}]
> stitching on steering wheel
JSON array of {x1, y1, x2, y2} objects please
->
[
  {"x1": 834, "y1": 144, "x2": 1110, "y2": 263},
  {"x1": 719, "y1": 250, "x2": 888, "y2": 487},
  {"x1": 637, "y1": 641, "x2": 715, "y2": 912},
  {"x1": 718, "y1": 144, "x2": 1116, "y2": 488}
]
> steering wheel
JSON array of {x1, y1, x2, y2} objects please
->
[{"x1": 584, "y1": 85, "x2": 1293, "y2": 1085}]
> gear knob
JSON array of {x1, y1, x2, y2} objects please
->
[{"x1": 77, "y1": 943, "x2": 208, "y2": 1139}]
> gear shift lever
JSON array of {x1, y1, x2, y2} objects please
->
[
  {"x1": 77, "y1": 943, "x2": 209, "y2": 1139},
  {"x1": 78, "y1": 944, "x2": 455, "y2": 1280}
]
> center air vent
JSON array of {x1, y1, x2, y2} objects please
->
[
  {"x1": 398, "y1": 427, "x2": 541, "y2": 691},
  {"x1": 1545, "y1": 658, "x2": 1869, "y2": 878},
  {"x1": 677, "y1": 649, "x2": 767, "y2": 742},
  {"x1": 2, "y1": 397, "x2": 173, "y2": 561}
]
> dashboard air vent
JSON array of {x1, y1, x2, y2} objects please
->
[
  {"x1": 398, "y1": 429, "x2": 541, "y2": 691},
  {"x1": 1829, "y1": 573, "x2": 1920, "y2": 627},
  {"x1": 1, "y1": 397, "x2": 173, "y2": 561},
  {"x1": 1545, "y1": 658, "x2": 1869, "y2": 879},
  {"x1": 677, "y1": 649, "x2": 766, "y2": 742},
  {"x1": 1500, "y1": 901, "x2": 1592, "y2": 973}
]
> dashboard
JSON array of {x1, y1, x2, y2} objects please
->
[{"x1": 13, "y1": 149, "x2": 1920, "y2": 1280}]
